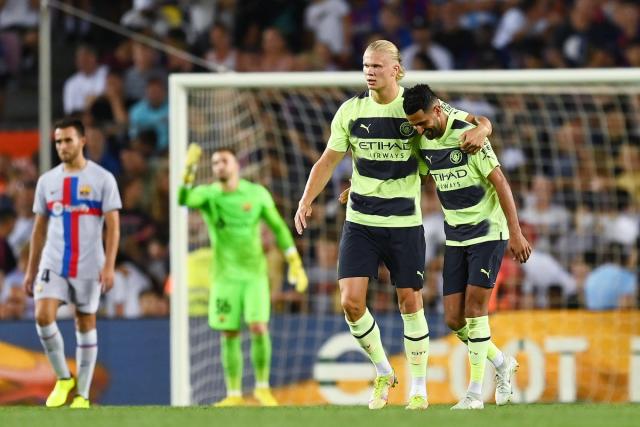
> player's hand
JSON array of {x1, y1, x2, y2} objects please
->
[
  {"x1": 294, "y1": 201, "x2": 312, "y2": 235},
  {"x1": 100, "y1": 266, "x2": 115, "y2": 293},
  {"x1": 183, "y1": 143, "x2": 202, "y2": 185},
  {"x1": 459, "y1": 125, "x2": 488, "y2": 154},
  {"x1": 338, "y1": 186, "x2": 350, "y2": 205},
  {"x1": 286, "y1": 250, "x2": 308, "y2": 293},
  {"x1": 509, "y1": 232, "x2": 532, "y2": 264},
  {"x1": 23, "y1": 273, "x2": 35, "y2": 297}
]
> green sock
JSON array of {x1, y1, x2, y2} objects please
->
[
  {"x1": 467, "y1": 316, "x2": 491, "y2": 394},
  {"x1": 251, "y1": 332, "x2": 272, "y2": 388},
  {"x1": 346, "y1": 308, "x2": 392, "y2": 376},
  {"x1": 221, "y1": 335, "x2": 242, "y2": 396},
  {"x1": 454, "y1": 323, "x2": 503, "y2": 368},
  {"x1": 401, "y1": 308, "x2": 429, "y2": 397}
]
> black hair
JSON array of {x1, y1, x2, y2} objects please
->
[
  {"x1": 213, "y1": 146, "x2": 236, "y2": 157},
  {"x1": 53, "y1": 117, "x2": 85, "y2": 137},
  {"x1": 403, "y1": 84, "x2": 439, "y2": 115}
]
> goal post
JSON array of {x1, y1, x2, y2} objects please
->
[{"x1": 169, "y1": 69, "x2": 640, "y2": 406}]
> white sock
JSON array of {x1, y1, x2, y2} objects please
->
[
  {"x1": 410, "y1": 376, "x2": 427, "y2": 398},
  {"x1": 76, "y1": 329, "x2": 98, "y2": 399},
  {"x1": 36, "y1": 322, "x2": 70, "y2": 379},
  {"x1": 468, "y1": 381, "x2": 482, "y2": 395},
  {"x1": 491, "y1": 351, "x2": 505, "y2": 369}
]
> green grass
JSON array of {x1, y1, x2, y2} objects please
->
[{"x1": 1, "y1": 404, "x2": 638, "y2": 427}]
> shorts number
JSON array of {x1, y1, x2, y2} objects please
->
[{"x1": 40, "y1": 269, "x2": 50, "y2": 283}]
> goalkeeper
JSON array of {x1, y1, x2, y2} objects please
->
[{"x1": 178, "y1": 144, "x2": 308, "y2": 407}]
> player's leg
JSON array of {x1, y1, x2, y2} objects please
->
[
  {"x1": 466, "y1": 240, "x2": 517, "y2": 406},
  {"x1": 33, "y1": 269, "x2": 74, "y2": 407},
  {"x1": 338, "y1": 222, "x2": 394, "y2": 410},
  {"x1": 209, "y1": 280, "x2": 244, "y2": 406},
  {"x1": 69, "y1": 277, "x2": 101, "y2": 408},
  {"x1": 245, "y1": 275, "x2": 277, "y2": 406},
  {"x1": 388, "y1": 225, "x2": 429, "y2": 410}
]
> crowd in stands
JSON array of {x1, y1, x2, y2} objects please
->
[{"x1": 0, "y1": 0, "x2": 639, "y2": 319}]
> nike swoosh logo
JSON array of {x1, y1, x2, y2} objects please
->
[
  {"x1": 480, "y1": 268, "x2": 491, "y2": 278},
  {"x1": 360, "y1": 123, "x2": 371, "y2": 133}
]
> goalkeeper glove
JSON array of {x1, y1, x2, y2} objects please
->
[
  {"x1": 183, "y1": 143, "x2": 203, "y2": 185},
  {"x1": 285, "y1": 248, "x2": 308, "y2": 293}
]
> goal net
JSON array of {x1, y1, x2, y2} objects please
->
[{"x1": 170, "y1": 70, "x2": 640, "y2": 406}]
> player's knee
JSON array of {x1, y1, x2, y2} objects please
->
[
  {"x1": 397, "y1": 293, "x2": 421, "y2": 314},
  {"x1": 249, "y1": 323, "x2": 268, "y2": 335},
  {"x1": 341, "y1": 294, "x2": 364, "y2": 320},
  {"x1": 35, "y1": 310, "x2": 55, "y2": 327},
  {"x1": 464, "y1": 302, "x2": 487, "y2": 318},
  {"x1": 444, "y1": 312, "x2": 465, "y2": 331}
]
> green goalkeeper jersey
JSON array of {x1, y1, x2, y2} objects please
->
[{"x1": 178, "y1": 179, "x2": 295, "y2": 281}]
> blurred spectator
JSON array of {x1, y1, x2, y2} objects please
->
[
  {"x1": 88, "y1": 69, "x2": 131, "y2": 134},
  {"x1": 139, "y1": 289, "x2": 169, "y2": 317},
  {"x1": 103, "y1": 258, "x2": 152, "y2": 318},
  {"x1": 584, "y1": 243, "x2": 637, "y2": 310},
  {"x1": 128, "y1": 77, "x2": 168, "y2": 151},
  {"x1": 0, "y1": 0, "x2": 38, "y2": 77},
  {"x1": 0, "y1": 243, "x2": 31, "y2": 319},
  {"x1": 566, "y1": 253, "x2": 592, "y2": 308},
  {"x1": 403, "y1": 17, "x2": 453, "y2": 71},
  {"x1": 520, "y1": 175, "x2": 570, "y2": 254},
  {"x1": 0, "y1": 207, "x2": 16, "y2": 274},
  {"x1": 124, "y1": 41, "x2": 166, "y2": 101},
  {"x1": 615, "y1": 144, "x2": 640, "y2": 207},
  {"x1": 204, "y1": 21, "x2": 238, "y2": 71},
  {"x1": 376, "y1": 4, "x2": 412, "y2": 50},
  {"x1": 254, "y1": 27, "x2": 295, "y2": 71},
  {"x1": 84, "y1": 126, "x2": 121, "y2": 176},
  {"x1": 63, "y1": 44, "x2": 108, "y2": 115},
  {"x1": 7, "y1": 179, "x2": 34, "y2": 257},
  {"x1": 304, "y1": 0, "x2": 350, "y2": 58},
  {"x1": 421, "y1": 180, "x2": 445, "y2": 267},
  {"x1": 295, "y1": 40, "x2": 339, "y2": 71},
  {"x1": 521, "y1": 245, "x2": 577, "y2": 309},
  {"x1": 306, "y1": 232, "x2": 338, "y2": 313},
  {"x1": 118, "y1": 177, "x2": 155, "y2": 264}
]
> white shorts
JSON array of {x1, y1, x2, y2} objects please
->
[{"x1": 34, "y1": 268, "x2": 101, "y2": 314}]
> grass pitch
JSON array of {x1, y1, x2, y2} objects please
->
[{"x1": 1, "y1": 404, "x2": 638, "y2": 427}]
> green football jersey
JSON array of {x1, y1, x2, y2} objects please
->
[
  {"x1": 419, "y1": 106, "x2": 508, "y2": 246},
  {"x1": 327, "y1": 86, "x2": 423, "y2": 227},
  {"x1": 178, "y1": 179, "x2": 295, "y2": 280}
]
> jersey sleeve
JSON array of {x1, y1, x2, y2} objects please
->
[
  {"x1": 259, "y1": 186, "x2": 295, "y2": 251},
  {"x1": 102, "y1": 172, "x2": 122, "y2": 212},
  {"x1": 326, "y1": 102, "x2": 350, "y2": 153},
  {"x1": 471, "y1": 139, "x2": 501, "y2": 177},
  {"x1": 178, "y1": 185, "x2": 210, "y2": 209},
  {"x1": 33, "y1": 176, "x2": 48, "y2": 216},
  {"x1": 412, "y1": 139, "x2": 429, "y2": 176}
]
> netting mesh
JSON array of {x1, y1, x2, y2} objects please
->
[{"x1": 181, "y1": 82, "x2": 640, "y2": 405}]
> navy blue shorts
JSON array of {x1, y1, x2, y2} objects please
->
[
  {"x1": 338, "y1": 221, "x2": 426, "y2": 289},
  {"x1": 442, "y1": 240, "x2": 507, "y2": 296}
]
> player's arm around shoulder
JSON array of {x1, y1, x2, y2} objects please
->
[
  {"x1": 487, "y1": 166, "x2": 532, "y2": 264},
  {"x1": 459, "y1": 113, "x2": 493, "y2": 155}
]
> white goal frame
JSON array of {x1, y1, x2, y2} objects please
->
[{"x1": 169, "y1": 68, "x2": 640, "y2": 406}]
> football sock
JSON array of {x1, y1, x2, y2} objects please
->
[
  {"x1": 454, "y1": 323, "x2": 503, "y2": 368},
  {"x1": 251, "y1": 332, "x2": 272, "y2": 388},
  {"x1": 36, "y1": 322, "x2": 71, "y2": 379},
  {"x1": 467, "y1": 316, "x2": 491, "y2": 395},
  {"x1": 221, "y1": 334, "x2": 243, "y2": 396},
  {"x1": 76, "y1": 329, "x2": 98, "y2": 399},
  {"x1": 346, "y1": 308, "x2": 392, "y2": 376},
  {"x1": 401, "y1": 308, "x2": 429, "y2": 398}
]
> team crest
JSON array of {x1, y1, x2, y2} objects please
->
[
  {"x1": 79, "y1": 184, "x2": 92, "y2": 197},
  {"x1": 399, "y1": 121, "x2": 415, "y2": 137},
  {"x1": 242, "y1": 202, "x2": 252, "y2": 212},
  {"x1": 450, "y1": 150, "x2": 463, "y2": 164}
]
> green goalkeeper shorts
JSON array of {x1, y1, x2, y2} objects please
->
[{"x1": 208, "y1": 275, "x2": 270, "y2": 331}]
